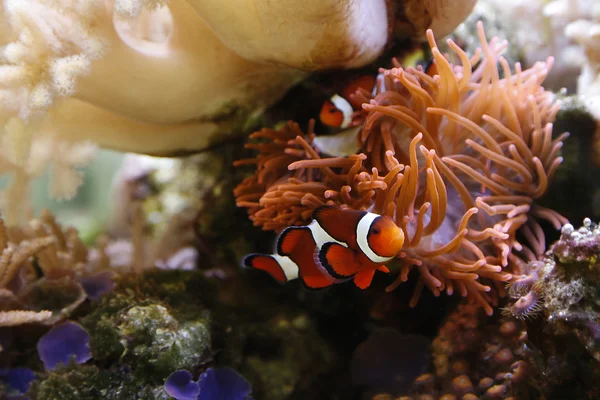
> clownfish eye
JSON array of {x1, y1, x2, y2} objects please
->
[{"x1": 371, "y1": 227, "x2": 380, "y2": 235}]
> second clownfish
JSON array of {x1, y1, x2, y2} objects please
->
[
  {"x1": 423, "y1": 58, "x2": 438, "y2": 77},
  {"x1": 319, "y1": 75, "x2": 376, "y2": 129},
  {"x1": 243, "y1": 206, "x2": 404, "y2": 289},
  {"x1": 318, "y1": 63, "x2": 436, "y2": 129}
]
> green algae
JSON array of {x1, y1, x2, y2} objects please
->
[
  {"x1": 28, "y1": 363, "x2": 170, "y2": 400},
  {"x1": 79, "y1": 271, "x2": 212, "y2": 378},
  {"x1": 25, "y1": 270, "x2": 213, "y2": 399},
  {"x1": 21, "y1": 267, "x2": 339, "y2": 400}
]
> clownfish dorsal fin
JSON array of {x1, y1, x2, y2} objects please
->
[
  {"x1": 319, "y1": 242, "x2": 361, "y2": 279},
  {"x1": 312, "y1": 206, "x2": 350, "y2": 242},
  {"x1": 312, "y1": 205, "x2": 344, "y2": 224},
  {"x1": 313, "y1": 206, "x2": 365, "y2": 243},
  {"x1": 353, "y1": 269, "x2": 376, "y2": 289},
  {"x1": 276, "y1": 226, "x2": 311, "y2": 256}
]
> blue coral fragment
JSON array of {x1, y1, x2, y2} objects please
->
[
  {"x1": 37, "y1": 321, "x2": 92, "y2": 371},
  {"x1": 0, "y1": 367, "x2": 35, "y2": 394},
  {"x1": 165, "y1": 370, "x2": 201, "y2": 400},
  {"x1": 198, "y1": 368, "x2": 252, "y2": 400},
  {"x1": 164, "y1": 367, "x2": 251, "y2": 400},
  {"x1": 80, "y1": 271, "x2": 116, "y2": 300}
]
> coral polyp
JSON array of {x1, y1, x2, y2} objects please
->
[{"x1": 235, "y1": 22, "x2": 567, "y2": 314}]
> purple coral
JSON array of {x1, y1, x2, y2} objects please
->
[
  {"x1": 198, "y1": 368, "x2": 252, "y2": 399},
  {"x1": 37, "y1": 321, "x2": 92, "y2": 371},
  {"x1": 164, "y1": 367, "x2": 251, "y2": 400},
  {"x1": 80, "y1": 271, "x2": 116, "y2": 300},
  {"x1": 165, "y1": 370, "x2": 201, "y2": 400},
  {"x1": 0, "y1": 368, "x2": 35, "y2": 394}
]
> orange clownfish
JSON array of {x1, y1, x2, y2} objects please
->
[
  {"x1": 424, "y1": 58, "x2": 438, "y2": 77},
  {"x1": 319, "y1": 75, "x2": 376, "y2": 129},
  {"x1": 243, "y1": 206, "x2": 405, "y2": 290}
]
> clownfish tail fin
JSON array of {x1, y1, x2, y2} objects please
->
[{"x1": 242, "y1": 254, "x2": 299, "y2": 284}]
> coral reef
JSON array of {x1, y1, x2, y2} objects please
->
[
  {"x1": 3, "y1": 260, "x2": 338, "y2": 399},
  {"x1": 504, "y1": 219, "x2": 600, "y2": 357},
  {"x1": 501, "y1": 219, "x2": 600, "y2": 398},
  {"x1": 478, "y1": 0, "x2": 586, "y2": 92},
  {"x1": 3, "y1": 3, "x2": 599, "y2": 400},
  {"x1": 235, "y1": 23, "x2": 567, "y2": 315},
  {"x1": 552, "y1": 0, "x2": 600, "y2": 102},
  {"x1": 22, "y1": 270, "x2": 214, "y2": 398},
  {"x1": 371, "y1": 303, "x2": 534, "y2": 399},
  {"x1": 0, "y1": 209, "x2": 118, "y2": 327}
]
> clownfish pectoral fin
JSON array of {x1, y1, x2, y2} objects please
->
[
  {"x1": 276, "y1": 226, "x2": 311, "y2": 256},
  {"x1": 353, "y1": 268, "x2": 376, "y2": 289},
  {"x1": 243, "y1": 254, "x2": 299, "y2": 284},
  {"x1": 319, "y1": 242, "x2": 361, "y2": 279},
  {"x1": 377, "y1": 265, "x2": 390, "y2": 273}
]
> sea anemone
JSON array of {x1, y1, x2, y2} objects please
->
[{"x1": 235, "y1": 22, "x2": 567, "y2": 315}]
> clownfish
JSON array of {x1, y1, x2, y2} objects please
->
[
  {"x1": 243, "y1": 206, "x2": 404, "y2": 290},
  {"x1": 319, "y1": 75, "x2": 376, "y2": 129},
  {"x1": 423, "y1": 58, "x2": 438, "y2": 77}
]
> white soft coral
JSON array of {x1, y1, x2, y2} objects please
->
[
  {"x1": 0, "y1": 0, "x2": 108, "y2": 117},
  {"x1": 113, "y1": 0, "x2": 168, "y2": 17},
  {"x1": 0, "y1": 0, "x2": 110, "y2": 223}
]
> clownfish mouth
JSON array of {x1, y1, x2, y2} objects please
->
[
  {"x1": 391, "y1": 236, "x2": 405, "y2": 254},
  {"x1": 377, "y1": 235, "x2": 404, "y2": 258}
]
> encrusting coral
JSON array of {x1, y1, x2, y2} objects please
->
[
  {"x1": 390, "y1": 303, "x2": 533, "y2": 399},
  {"x1": 235, "y1": 22, "x2": 568, "y2": 315},
  {"x1": 505, "y1": 219, "x2": 600, "y2": 359},
  {"x1": 500, "y1": 218, "x2": 600, "y2": 398}
]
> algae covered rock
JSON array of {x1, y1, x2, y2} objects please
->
[
  {"x1": 540, "y1": 219, "x2": 600, "y2": 361},
  {"x1": 508, "y1": 219, "x2": 600, "y2": 399},
  {"x1": 29, "y1": 364, "x2": 170, "y2": 400},
  {"x1": 79, "y1": 271, "x2": 212, "y2": 378},
  {"x1": 23, "y1": 266, "x2": 340, "y2": 399},
  {"x1": 27, "y1": 270, "x2": 214, "y2": 400},
  {"x1": 235, "y1": 312, "x2": 334, "y2": 400}
]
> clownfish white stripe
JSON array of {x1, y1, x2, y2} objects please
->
[
  {"x1": 356, "y1": 213, "x2": 395, "y2": 264},
  {"x1": 271, "y1": 254, "x2": 300, "y2": 281},
  {"x1": 330, "y1": 94, "x2": 354, "y2": 128},
  {"x1": 307, "y1": 220, "x2": 348, "y2": 250}
]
